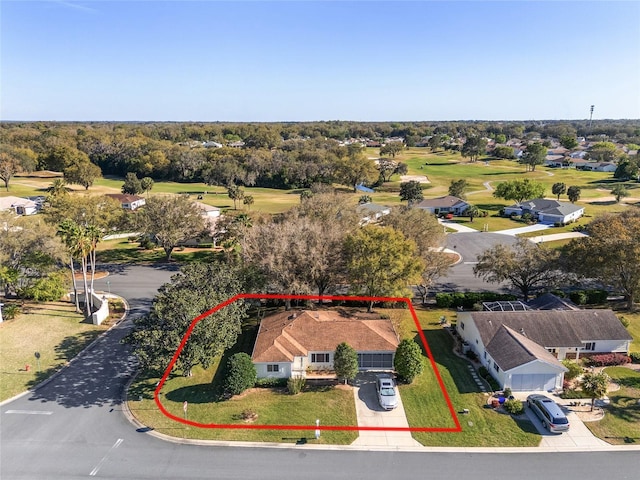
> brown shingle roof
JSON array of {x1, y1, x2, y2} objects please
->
[
  {"x1": 414, "y1": 196, "x2": 467, "y2": 209},
  {"x1": 470, "y1": 310, "x2": 631, "y2": 350},
  {"x1": 251, "y1": 310, "x2": 399, "y2": 363},
  {"x1": 487, "y1": 326, "x2": 567, "y2": 371}
]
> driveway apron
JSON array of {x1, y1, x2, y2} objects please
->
[{"x1": 350, "y1": 373, "x2": 421, "y2": 448}]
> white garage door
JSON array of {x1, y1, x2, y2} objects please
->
[{"x1": 510, "y1": 374, "x2": 557, "y2": 391}]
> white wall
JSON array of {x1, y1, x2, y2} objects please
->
[{"x1": 255, "y1": 362, "x2": 290, "y2": 379}]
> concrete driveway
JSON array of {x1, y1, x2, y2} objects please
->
[
  {"x1": 350, "y1": 373, "x2": 421, "y2": 448},
  {"x1": 516, "y1": 394, "x2": 610, "y2": 449}
]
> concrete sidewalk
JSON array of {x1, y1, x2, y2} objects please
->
[
  {"x1": 350, "y1": 374, "x2": 421, "y2": 447},
  {"x1": 529, "y1": 232, "x2": 588, "y2": 243},
  {"x1": 438, "y1": 218, "x2": 479, "y2": 233},
  {"x1": 494, "y1": 224, "x2": 552, "y2": 236}
]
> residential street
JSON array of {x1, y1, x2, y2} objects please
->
[{"x1": 2, "y1": 264, "x2": 640, "y2": 480}]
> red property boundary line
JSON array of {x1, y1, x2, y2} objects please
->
[{"x1": 154, "y1": 293, "x2": 462, "y2": 433}]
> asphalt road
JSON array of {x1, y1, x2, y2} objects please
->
[
  {"x1": 2, "y1": 264, "x2": 639, "y2": 480},
  {"x1": 435, "y1": 232, "x2": 519, "y2": 293}
]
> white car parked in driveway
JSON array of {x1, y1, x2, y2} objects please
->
[
  {"x1": 376, "y1": 374, "x2": 399, "y2": 410},
  {"x1": 527, "y1": 394, "x2": 570, "y2": 433}
]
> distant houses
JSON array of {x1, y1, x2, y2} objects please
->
[
  {"x1": 0, "y1": 196, "x2": 39, "y2": 216},
  {"x1": 105, "y1": 194, "x2": 146, "y2": 210}
]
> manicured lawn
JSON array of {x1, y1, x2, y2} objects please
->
[
  {"x1": 619, "y1": 312, "x2": 640, "y2": 352},
  {"x1": 585, "y1": 367, "x2": 640, "y2": 445},
  {"x1": 128, "y1": 366, "x2": 358, "y2": 444},
  {"x1": 399, "y1": 308, "x2": 540, "y2": 446},
  {"x1": 95, "y1": 238, "x2": 223, "y2": 264},
  {"x1": 0, "y1": 301, "x2": 108, "y2": 401}
]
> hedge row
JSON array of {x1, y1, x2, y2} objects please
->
[
  {"x1": 435, "y1": 292, "x2": 517, "y2": 309},
  {"x1": 477, "y1": 366, "x2": 501, "y2": 391},
  {"x1": 587, "y1": 353, "x2": 631, "y2": 367},
  {"x1": 568, "y1": 289, "x2": 609, "y2": 305}
]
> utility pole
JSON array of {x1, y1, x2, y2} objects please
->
[{"x1": 589, "y1": 105, "x2": 595, "y2": 136}]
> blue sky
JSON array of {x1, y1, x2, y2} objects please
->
[{"x1": 1, "y1": 1, "x2": 639, "y2": 121}]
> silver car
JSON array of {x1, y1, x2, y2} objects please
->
[
  {"x1": 376, "y1": 374, "x2": 399, "y2": 410},
  {"x1": 527, "y1": 394, "x2": 570, "y2": 433}
]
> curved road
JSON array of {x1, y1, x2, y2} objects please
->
[{"x1": 1, "y1": 265, "x2": 638, "y2": 480}]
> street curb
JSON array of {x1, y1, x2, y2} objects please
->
[{"x1": 0, "y1": 293, "x2": 130, "y2": 408}]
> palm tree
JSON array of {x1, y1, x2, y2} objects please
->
[
  {"x1": 57, "y1": 220, "x2": 82, "y2": 313},
  {"x1": 47, "y1": 178, "x2": 71, "y2": 198},
  {"x1": 86, "y1": 224, "x2": 102, "y2": 309}
]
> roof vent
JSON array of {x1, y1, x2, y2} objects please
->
[{"x1": 520, "y1": 328, "x2": 526, "y2": 337}]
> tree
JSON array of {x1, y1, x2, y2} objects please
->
[
  {"x1": 136, "y1": 195, "x2": 206, "y2": 260},
  {"x1": 381, "y1": 206, "x2": 448, "y2": 305},
  {"x1": 0, "y1": 145, "x2": 36, "y2": 191},
  {"x1": 335, "y1": 154, "x2": 379, "y2": 192},
  {"x1": 344, "y1": 226, "x2": 424, "y2": 312},
  {"x1": 587, "y1": 142, "x2": 621, "y2": 163},
  {"x1": 394, "y1": 339, "x2": 424, "y2": 384},
  {"x1": 493, "y1": 179, "x2": 545, "y2": 204},
  {"x1": 564, "y1": 210, "x2": 640, "y2": 310},
  {"x1": 611, "y1": 184, "x2": 629, "y2": 203},
  {"x1": 567, "y1": 185, "x2": 581, "y2": 203},
  {"x1": 461, "y1": 135, "x2": 488, "y2": 162},
  {"x1": 122, "y1": 172, "x2": 144, "y2": 195},
  {"x1": 399, "y1": 181, "x2": 423, "y2": 205},
  {"x1": 63, "y1": 158, "x2": 102, "y2": 190},
  {"x1": 428, "y1": 134, "x2": 444, "y2": 152},
  {"x1": 474, "y1": 238, "x2": 562, "y2": 299},
  {"x1": 123, "y1": 261, "x2": 249, "y2": 376},
  {"x1": 380, "y1": 142, "x2": 404, "y2": 158},
  {"x1": 614, "y1": 157, "x2": 639, "y2": 181},
  {"x1": 46, "y1": 178, "x2": 71, "y2": 198},
  {"x1": 560, "y1": 135, "x2": 579, "y2": 149},
  {"x1": 521, "y1": 142, "x2": 547, "y2": 172},
  {"x1": 227, "y1": 185, "x2": 244, "y2": 210},
  {"x1": 358, "y1": 195, "x2": 372, "y2": 204},
  {"x1": 140, "y1": 177, "x2": 155, "y2": 194},
  {"x1": 493, "y1": 146, "x2": 515, "y2": 159},
  {"x1": 333, "y1": 342, "x2": 358, "y2": 384},
  {"x1": 377, "y1": 157, "x2": 398, "y2": 182},
  {"x1": 464, "y1": 204, "x2": 480, "y2": 222},
  {"x1": 552, "y1": 182, "x2": 567, "y2": 200},
  {"x1": 44, "y1": 194, "x2": 124, "y2": 232},
  {"x1": 581, "y1": 372, "x2": 609, "y2": 411},
  {"x1": 223, "y1": 353, "x2": 257, "y2": 395},
  {"x1": 239, "y1": 194, "x2": 253, "y2": 210},
  {"x1": 448, "y1": 179, "x2": 468, "y2": 200}
]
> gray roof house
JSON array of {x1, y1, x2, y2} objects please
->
[
  {"x1": 503, "y1": 198, "x2": 584, "y2": 225},
  {"x1": 414, "y1": 196, "x2": 469, "y2": 216},
  {"x1": 456, "y1": 310, "x2": 632, "y2": 391},
  {"x1": 357, "y1": 202, "x2": 391, "y2": 225}
]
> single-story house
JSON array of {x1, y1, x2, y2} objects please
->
[
  {"x1": 194, "y1": 201, "x2": 221, "y2": 219},
  {"x1": 526, "y1": 293, "x2": 579, "y2": 311},
  {"x1": 0, "y1": 196, "x2": 38, "y2": 216},
  {"x1": 503, "y1": 198, "x2": 584, "y2": 225},
  {"x1": 357, "y1": 202, "x2": 391, "y2": 225},
  {"x1": 456, "y1": 310, "x2": 632, "y2": 391},
  {"x1": 415, "y1": 196, "x2": 470, "y2": 216},
  {"x1": 251, "y1": 310, "x2": 399, "y2": 379},
  {"x1": 544, "y1": 155, "x2": 567, "y2": 168},
  {"x1": 105, "y1": 194, "x2": 146, "y2": 210}
]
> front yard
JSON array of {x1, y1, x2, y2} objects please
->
[{"x1": 585, "y1": 366, "x2": 640, "y2": 445}]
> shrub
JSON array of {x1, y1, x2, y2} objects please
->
[
  {"x1": 287, "y1": 376, "x2": 306, "y2": 395},
  {"x1": 394, "y1": 339, "x2": 424, "y2": 384},
  {"x1": 435, "y1": 293, "x2": 453, "y2": 308},
  {"x1": 503, "y1": 387, "x2": 512, "y2": 398},
  {"x1": 585, "y1": 289, "x2": 608, "y2": 305},
  {"x1": 255, "y1": 377, "x2": 287, "y2": 388},
  {"x1": 629, "y1": 352, "x2": 640, "y2": 364},
  {"x1": 569, "y1": 291, "x2": 588, "y2": 305},
  {"x1": 503, "y1": 399, "x2": 524, "y2": 415},
  {"x1": 223, "y1": 353, "x2": 257, "y2": 395},
  {"x1": 478, "y1": 366, "x2": 489, "y2": 378},
  {"x1": 619, "y1": 316, "x2": 630, "y2": 328},
  {"x1": 562, "y1": 359, "x2": 584, "y2": 381},
  {"x1": 465, "y1": 350, "x2": 478, "y2": 361},
  {"x1": 588, "y1": 353, "x2": 631, "y2": 367},
  {"x1": 333, "y1": 342, "x2": 359, "y2": 384},
  {"x1": 1, "y1": 304, "x2": 20, "y2": 320},
  {"x1": 477, "y1": 366, "x2": 500, "y2": 391}
]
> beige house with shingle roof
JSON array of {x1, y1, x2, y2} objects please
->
[
  {"x1": 251, "y1": 310, "x2": 399, "y2": 379},
  {"x1": 457, "y1": 310, "x2": 632, "y2": 391}
]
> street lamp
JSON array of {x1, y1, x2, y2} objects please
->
[{"x1": 106, "y1": 280, "x2": 111, "y2": 295}]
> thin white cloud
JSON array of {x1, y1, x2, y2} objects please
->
[{"x1": 52, "y1": 1, "x2": 99, "y2": 14}]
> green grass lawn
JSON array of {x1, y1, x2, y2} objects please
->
[
  {"x1": 95, "y1": 238, "x2": 223, "y2": 264},
  {"x1": 396, "y1": 308, "x2": 540, "y2": 447},
  {"x1": 585, "y1": 367, "x2": 640, "y2": 445},
  {"x1": 128, "y1": 366, "x2": 358, "y2": 444},
  {"x1": 619, "y1": 312, "x2": 640, "y2": 352},
  {"x1": 0, "y1": 301, "x2": 108, "y2": 401}
]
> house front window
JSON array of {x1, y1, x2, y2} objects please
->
[
  {"x1": 583, "y1": 342, "x2": 595, "y2": 351},
  {"x1": 494, "y1": 362, "x2": 500, "y2": 372},
  {"x1": 311, "y1": 353, "x2": 330, "y2": 363},
  {"x1": 267, "y1": 364, "x2": 279, "y2": 372}
]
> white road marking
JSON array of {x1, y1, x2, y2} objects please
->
[
  {"x1": 463, "y1": 261, "x2": 478, "y2": 265},
  {"x1": 5, "y1": 410, "x2": 53, "y2": 415},
  {"x1": 89, "y1": 438, "x2": 123, "y2": 476}
]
